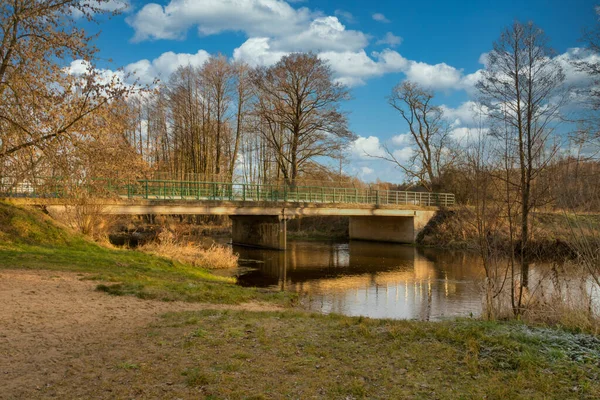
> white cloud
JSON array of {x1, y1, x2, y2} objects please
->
[
  {"x1": 125, "y1": 50, "x2": 211, "y2": 84},
  {"x1": 449, "y1": 127, "x2": 490, "y2": 144},
  {"x1": 405, "y1": 61, "x2": 463, "y2": 90},
  {"x1": 391, "y1": 133, "x2": 412, "y2": 146},
  {"x1": 233, "y1": 38, "x2": 288, "y2": 67},
  {"x1": 392, "y1": 147, "x2": 414, "y2": 162},
  {"x1": 319, "y1": 49, "x2": 408, "y2": 86},
  {"x1": 272, "y1": 16, "x2": 368, "y2": 53},
  {"x1": 440, "y1": 101, "x2": 488, "y2": 126},
  {"x1": 376, "y1": 32, "x2": 403, "y2": 47},
  {"x1": 350, "y1": 136, "x2": 386, "y2": 159},
  {"x1": 334, "y1": 9, "x2": 355, "y2": 24},
  {"x1": 556, "y1": 48, "x2": 600, "y2": 88},
  {"x1": 372, "y1": 13, "x2": 390, "y2": 23},
  {"x1": 127, "y1": 0, "x2": 313, "y2": 42},
  {"x1": 361, "y1": 166, "x2": 374, "y2": 176}
]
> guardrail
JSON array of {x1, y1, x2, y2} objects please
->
[{"x1": 0, "y1": 179, "x2": 455, "y2": 207}]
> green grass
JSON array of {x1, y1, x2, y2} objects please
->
[
  {"x1": 46, "y1": 309, "x2": 600, "y2": 399},
  {"x1": 0, "y1": 201, "x2": 293, "y2": 305}
]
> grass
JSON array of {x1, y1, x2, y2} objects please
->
[
  {"x1": 0, "y1": 201, "x2": 292, "y2": 305},
  {"x1": 44, "y1": 309, "x2": 600, "y2": 399}
]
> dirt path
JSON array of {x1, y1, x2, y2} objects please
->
[{"x1": 0, "y1": 269, "x2": 281, "y2": 399}]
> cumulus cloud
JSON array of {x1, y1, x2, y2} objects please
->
[
  {"x1": 555, "y1": 48, "x2": 600, "y2": 88},
  {"x1": 372, "y1": 13, "x2": 390, "y2": 23},
  {"x1": 125, "y1": 50, "x2": 211, "y2": 84},
  {"x1": 318, "y1": 49, "x2": 407, "y2": 86},
  {"x1": 392, "y1": 147, "x2": 414, "y2": 162},
  {"x1": 404, "y1": 61, "x2": 463, "y2": 90},
  {"x1": 272, "y1": 16, "x2": 368, "y2": 52},
  {"x1": 449, "y1": 127, "x2": 490, "y2": 144},
  {"x1": 391, "y1": 133, "x2": 412, "y2": 146},
  {"x1": 126, "y1": 1, "x2": 600, "y2": 94},
  {"x1": 232, "y1": 38, "x2": 288, "y2": 67},
  {"x1": 349, "y1": 136, "x2": 386, "y2": 159},
  {"x1": 440, "y1": 101, "x2": 488, "y2": 127},
  {"x1": 376, "y1": 32, "x2": 403, "y2": 47},
  {"x1": 127, "y1": 0, "x2": 312, "y2": 42}
]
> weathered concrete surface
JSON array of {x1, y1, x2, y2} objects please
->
[
  {"x1": 230, "y1": 215, "x2": 287, "y2": 250},
  {"x1": 6, "y1": 198, "x2": 436, "y2": 217},
  {"x1": 349, "y1": 211, "x2": 436, "y2": 244},
  {"x1": 5, "y1": 198, "x2": 438, "y2": 248},
  {"x1": 40, "y1": 203, "x2": 432, "y2": 218}
]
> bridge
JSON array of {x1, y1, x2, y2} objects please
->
[{"x1": 1, "y1": 179, "x2": 455, "y2": 250}]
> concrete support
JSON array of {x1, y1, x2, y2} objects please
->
[
  {"x1": 230, "y1": 215, "x2": 287, "y2": 250},
  {"x1": 349, "y1": 211, "x2": 436, "y2": 244}
]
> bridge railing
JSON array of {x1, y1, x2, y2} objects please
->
[
  {"x1": 118, "y1": 180, "x2": 455, "y2": 207},
  {"x1": 0, "y1": 178, "x2": 456, "y2": 207}
]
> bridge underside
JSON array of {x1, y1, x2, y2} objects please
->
[{"x1": 18, "y1": 199, "x2": 437, "y2": 250}]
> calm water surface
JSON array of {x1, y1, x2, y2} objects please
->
[{"x1": 233, "y1": 240, "x2": 488, "y2": 321}]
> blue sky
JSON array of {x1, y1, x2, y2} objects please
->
[{"x1": 82, "y1": 0, "x2": 599, "y2": 182}]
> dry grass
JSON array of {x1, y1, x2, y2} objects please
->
[{"x1": 139, "y1": 230, "x2": 239, "y2": 270}]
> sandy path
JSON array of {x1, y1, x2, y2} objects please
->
[{"x1": 0, "y1": 269, "x2": 281, "y2": 399}]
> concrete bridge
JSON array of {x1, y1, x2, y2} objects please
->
[{"x1": 2, "y1": 179, "x2": 454, "y2": 250}]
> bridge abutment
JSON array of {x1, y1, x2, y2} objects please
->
[
  {"x1": 230, "y1": 215, "x2": 287, "y2": 250},
  {"x1": 349, "y1": 211, "x2": 436, "y2": 244}
]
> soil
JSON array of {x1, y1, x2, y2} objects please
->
[{"x1": 0, "y1": 269, "x2": 281, "y2": 399}]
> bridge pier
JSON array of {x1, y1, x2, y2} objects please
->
[
  {"x1": 230, "y1": 215, "x2": 287, "y2": 250},
  {"x1": 349, "y1": 211, "x2": 436, "y2": 244}
]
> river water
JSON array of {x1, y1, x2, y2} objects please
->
[
  {"x1": 229, "y1": 240, "x2": 599, "y2": 321},
  {"x1": 232, "y1": 240, "x2": 486, "y2": 320}
]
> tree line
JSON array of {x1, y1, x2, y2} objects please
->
[{"x1": 129, "y1": 53, "x2": 354, "y2": 187}]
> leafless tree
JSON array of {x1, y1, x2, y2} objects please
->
[
  {"x1": 251, "y1": 53, "x2": 354, "y2": 187},
  {"x1": 202, "y1": 55, "x2": 233, "y2": 177},
  {"x1": 229, "y1": 61, "x2": 253, "y2": 181},
  {"x1": 380, "y1": 81, "x2": 455, "y2": 191},
  {"x1": 477, "y1": 21, "x2": 565, "y2": 315}
]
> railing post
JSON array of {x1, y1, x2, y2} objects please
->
[
  {"x1": 376, "y1": 190, "x2": 380, "y2": 205},
  {"x1": 242, "y1": 184, "x2": 246, "y2": 201},
  {"x1": 145, "y1": 180, "x2": 148, "y2": 199}
]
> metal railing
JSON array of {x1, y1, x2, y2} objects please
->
[{"x1": 0, "y1": 178, "x2": 455, "y2": 207}]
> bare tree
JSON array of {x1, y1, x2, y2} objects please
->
[
  {"x1": 202, "y1": 55, "x2": 233, "y2": 177},
  {"x1": 381, "y1": 81, "x2": 454, "y2": 191},
  {"x1": 229, "y1": 61, "x2": 253, "y2": 181},
  {"x1": 251, "y1": 53, "x2": 354, "y2": 187},
  {"x1": 477, "y1": 21, "x2": 565, "y2": 315}
]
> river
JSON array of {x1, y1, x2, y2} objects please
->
[{"x1": 228, "y1": 239, "x2": 599, "y2": 321}]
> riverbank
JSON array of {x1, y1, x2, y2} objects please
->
[
  {"x1": 2, "y1": 202, "x2": 599, "y2": 398},
  {"x1": 1, "y1": 269, "x2": 599, "y2": 399},
  {"x1": 418, "y1": 207, "x2": 600, "y2": 260},
  {"x1": 0, "y1": 201, "x2": 292, "y2": 305}
]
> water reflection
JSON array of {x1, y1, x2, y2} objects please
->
[{"x1": 235, "y1": 241, "x2": 486, "y2": 321}]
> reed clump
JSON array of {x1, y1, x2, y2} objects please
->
[{"x1": 140, "y1": 230, "x2": 238, "y2": 269}]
